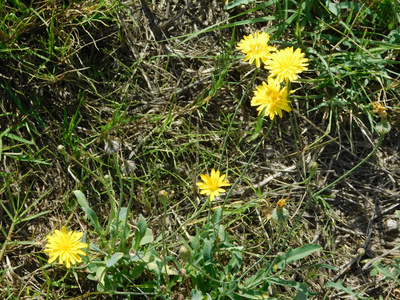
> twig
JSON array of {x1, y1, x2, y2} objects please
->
[
  {"x1": 331, "y1": 255, "x2": 361, "y2": 282},
  {"x1": 362, "y1": 244, "x2": 400, "y2": 271},
  {"x1": 253, "y1": 165, "x2": 296, "y2": 189}
]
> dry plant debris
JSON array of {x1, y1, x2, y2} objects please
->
[{"x1": 1, "y1": 0, "x2": 400, "y2": 299}]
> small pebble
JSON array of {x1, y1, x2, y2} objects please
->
[{"x1": 386, "y1": 219, "x2": 398, "y2": 233}]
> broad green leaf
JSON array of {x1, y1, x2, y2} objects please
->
[
  {"x1": 143, "y1": 251, "x2": 176, "y2": 276},
  {"x1": 117, "y1": 207, "x2": 128, "y2": 222},
  {"x1": 73, "y1": 190, "x2": 102, "y2": 235},
  {"x1": 203, "y1": 240, "x2": 216, "y2": 278},
  {"x1": 213, "y1": 207, "x2": 222, "y2": 224},
  {"x1": 134, "y1": 214, "x2": 147, "y2": 249},
  {"x1": 139, "y1": 228, "x2": 154, "y2": 246},
  {"x1": 96, "y1": 266, "x2": 107, "y2": 286},
  {"x1": 191, "y1": 289, "x2": 204, "y2": 300},
  {"x1": 269, "y1": 278, "x2": 315, "y2": 296},
  {"x1": 203, "y1": 239, "x2": 213, "y2": 262},
  {"x1": 73, "y1": 190, "x2": 89, "y2": 208},
  {"x1": 129, "y1": 264, "x2": 145, "y2": 280},
  {"x1": 106, "y1": 252, "x2": 124, "y2": 268},
  {"x1": 294, "y1": 290, "x2": 307, "y2": 300},
  {"x1": 245, "y1": 264, "x2": 271, "y2": 286},
  {"x1": 218, "y1": 224, "x2": 228, "y2": 244},
  {"x1": 325, "y1": 1, "x2": 339, "y2": 16},
  {"x1": 89, "y1": 243, "x2": 107, "y2": 255},
  {"x1": 81, "y1": 207, "x2": 102, "y2": 235},
  {"x1": 370, "y1": 260, "x2": 395, "y2": 279},
  {"x1": 111, "y1": 207, "x2": 130, "y2": 240},
  {"x1": 325, "y1": 280, "x2": 362, "y2": 298},
  {"x1": 137, "y1": 214, "x2": 147, "y2": 237},
  {"x1": 275, "y1": 244, "x2": 322, "y2": 269},
  {"x1": 232, "y1": 288, "x2": 269, "y2": 299},
  {"x1": 228, "y1": 249, "x2": 243, "y2": 271},
  {"x1": 8, "y1": 240, "x2": 39, "y2": 246}
]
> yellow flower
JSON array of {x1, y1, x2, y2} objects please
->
[
  {"x1": 251, "y1": 77, "x2": 291, "y2": 120},
  {"x1": 264, "y1": 47, "x2": 308, "y2": 82},
  {"x1": 273, "y1": 197, "x2": 289, "y2": 222},
  {"x1": 276, "y1": 197, "x2": 288, "y2": 210},
  {"x1": 372, "y1": 102, "x2": 388, "y2": 119},
  {"x1": 196, "y1": 169, "x2": 231, "y2": 201},
  {"x1": 236, "y1": 31, "x2": 277, "y2": 68},
  {"x1": 44, "y1": 226, "x2": 88, "y2": 268}
]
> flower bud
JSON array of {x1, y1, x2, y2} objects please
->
[
  {"x1": 179, "y1": 245, "x2": 191, "y2": 262},
  {"x1": 121, "y1": 160, "x2": 136, "y2": 175},
  {"x1": 357, "y1": 248, "x2": 365, "y2": 256},
  {"x1": 158, "y1": 190, "x2": 168, "y2": 205}
]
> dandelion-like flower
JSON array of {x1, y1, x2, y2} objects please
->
[
  {"x1": 264, "y1": 47, "x2": 308, "y2": 82},
  {"x1": 276, "y1": 197, "x2": 288, "y2": 210},
  {"x1": 44, "y1": 226, "x2": 88, "y2": 268},
  {"x1": 251, "y1": 77, "x2": 291, "y2": 120},
  {"x1": 236, "y1": 31, "x2": 277, "y2": 68},
  {"x1": 373, "y1": 102, "x2": 388, "y2": 119},
  {"x1": 273, "y1": 197, "x2": 289, "y2": 222},
  {"x1": 196, "y1": 169, "x2": 230, "y2": 201}
]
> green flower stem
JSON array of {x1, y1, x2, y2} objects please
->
[
  {"x1": 236, "y1": 221, "x2": 284, "y2": 287},
  {"x1": 227, "y1": 114, "x2": 385, "y2": 293},
  {"x1": 314, "y1": 133, "x2": 385, "y2": 197},
  {"x1": 218, "y1": 68, "x2": 259, "y2": 169},
  {"x1": 0, "y1": 218, "x2": 16, "y2": 264},
  {"x1": 279, "y1": 133, "x2": 385, "y2": 253},
  {"x1": 288, "y1": 101, "x2": 307, "y2": 180},
  {"x1": 161, "y1": 192, "x2": 170, "y2": 287},
  {"x1": 221, "y1": 118, "x2": 275, "y2": 209},
  {"x1": 288, "y1": 79, "x2": 309, "y2": 181},
  {"x1": 215, "y1": 67, "x2": 265, "y2": 239},
  {"x1": 188, "y1": 197, "x2": 211, "y2": 224},
  {"x1": 153, "y1": 198, "x2": 210, "y2": 247},
  {"x1": 60, "y1": 149, "x2": 116, "y2": 230},
  {"x1": 112, "y1": 154, "x2": 123, "y2": 249},
  {"x1": 208, "y1": 200, "x2": 223, "y2": 268}
]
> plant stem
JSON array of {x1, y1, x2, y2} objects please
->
[
  {"x1": 279, "y1": 133, "x2": 386, "y2": 252},
  {"x1": 237, "y1": 221, "x2": 284, "y2": 288},
  {"x1": 153, "y1": 198, "x2": 210, "y2": 247},
  {"x1": 218, "y1": 67, "x2": 259, "y2": 169},
  {"x1": 0, "y1": 219, "x2": 16, "y2": 264},
  {"x1": 314, "y1": 133, "x2": 385, "y2": 197}
]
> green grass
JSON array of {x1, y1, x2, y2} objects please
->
[{"x1": 1, "y1": 0, "x2": 400, "y2": 299}]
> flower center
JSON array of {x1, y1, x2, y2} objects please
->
[
  {"x1": 210, "y1": 182, "x2": 219, "y2": 191},
  {"x1": 60, "y1": 238, "x2": 73, "y2": 250}
]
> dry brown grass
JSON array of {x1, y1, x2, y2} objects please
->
[{"x1": 1, "y1": 0, "x2": 400, "y2": 299}]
